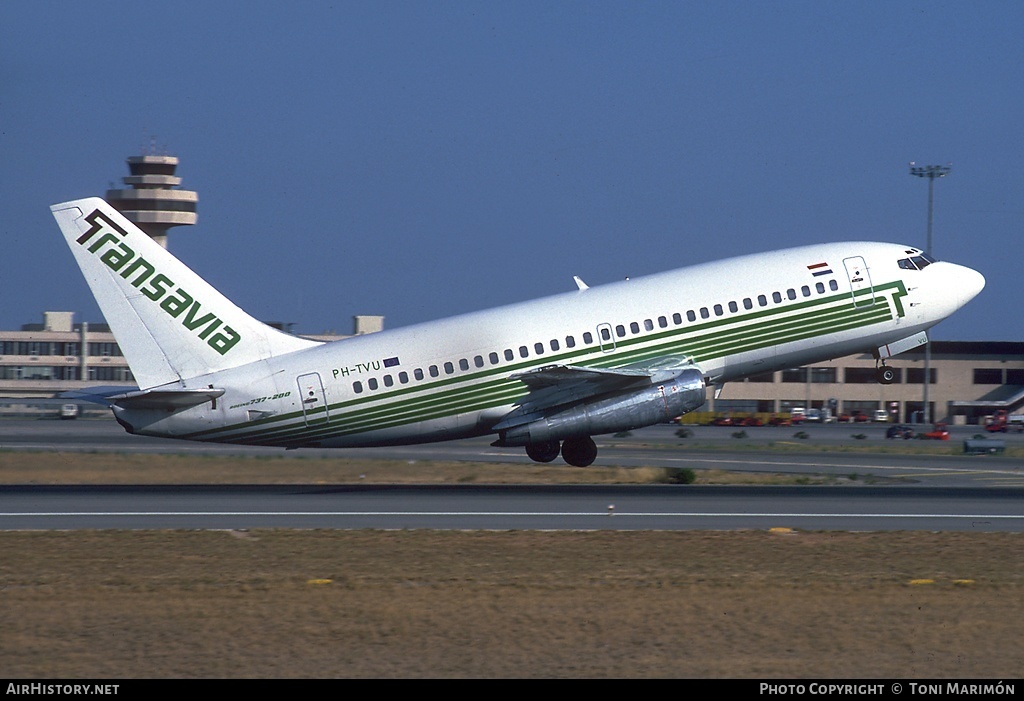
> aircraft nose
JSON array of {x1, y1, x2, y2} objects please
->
[{"x1": 954, "y1": 264, "x2": 986, "y2": 309}]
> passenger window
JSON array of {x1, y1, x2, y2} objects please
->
[
  {"x1": 399, "y1": 371, "x2": 409, "y2": 384},
  {"x1": 758, "y1": 294, "x2": 768, "y2": 307},
  {"x1": 489, "y1": 352, "x2": 499, "y2": 365},
  {"x1": 700, "y1": 308, "x2": 710, "y2": 319},
  {"x1": 444, "y1": 361, "x2": 454, "y2": 374},
  {"x1": 534, "y1": 342, "x2": 544, "y2": 355},
  {"x1": 459, "y1": 359, "x2": 469, "y2": 371},
  {"x1": 829, "y1": 280, "x2": 839, "y2": 291},
  {"x1": 743, "y1": 298, "x2": 752, "y2": 310},
  {"x1": 474, "y1": 355, "x2": 484, "y2": 368},
  {"x1": 584, "y1": 331, "x2": 594, "y2": 344},
  {"x1": 644, "y1": 319, "x2": 654, "y2": 331},
  {"x1": 713, "y1": 304, "x2": 723, "y2": 316},
  {"x1": 565, "y1": 336, "x2": 576, "y2": 348},
  {"x1": 728, "y1": 301, "x2": 738, "y2": 313},
  {"x1": 550, "y1": 339, "x2": 560, "y2": 351},
  {"x1": 787, "y1": 288, "x2": 797, "y2": 300},
  {"x1": 772, "y1": 292, "x2": 782, "y2": 303},
  {"x1": 629, "y1": 321, "x2": 639, "y2": 334},
  {"x1": 353, "y1": 381, "x2": 363, "y2": 394},
  {"x1": 504, "y1": 349, "x2": 514, "y2": 361},
  {"x1": 429, "y1": 365, "x2": 439, "y2": 377},
  {"x1": 616, "y1": 325, "x2": 626, "y2": 337},
  {"x1": 801, "y1": 285, "x2": 810, "y2": 297},
  {"x1": 519, "y1": 346, "x2": 529, "y2": 358},
  {"x1": 383, "y1": 374, "x2": 394, "y2": 387},
  {"x1": 368, "y1": 378, "x2": 378, "y2": 390},
  {"x1": 686, "y1": 310, "x2": 696, "y2": 322},
  {"x1": 816, "y1": 282, "x2": 825, "y2": 294},
  {"x1": 672, "y1": 313, "x2": 682, "y2": 325},
  {"x1": 414, "y1": 368, "x2": 424, "y2": 381}
]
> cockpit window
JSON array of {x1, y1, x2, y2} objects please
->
[{"x1": 898, "y1": 253, "x2": 937, "y2": 271}]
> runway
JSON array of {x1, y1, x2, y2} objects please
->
[
  {"x1": 2, "y1": 418, "x2": 1024, "y2": 531},
  {"x1": 2, "y1": 483, "x2": 1023, "y2": 531}
]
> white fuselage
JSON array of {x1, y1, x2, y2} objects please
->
[{"x1": 112, "y1": 241, "x2": 984, "y2": 448}]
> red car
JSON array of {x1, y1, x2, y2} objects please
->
[{"x1": 920, "y1": 423, "x2": 950, "y2": 440}]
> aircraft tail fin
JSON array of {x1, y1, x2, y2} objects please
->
[{"x1": 51, "y1": 198, "x2": 321, "y2": 389}]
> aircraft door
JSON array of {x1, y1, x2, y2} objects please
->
[
  {"x1": 843, "y1": 256, "x2": 875, "y2": 308},
  {"x1": 297, "y1": 372, "x2": 329, "y2": 426}
]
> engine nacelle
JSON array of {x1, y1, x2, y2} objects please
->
[{"x1": 500, "y1": 368, "x2": 706, "y2": 446}]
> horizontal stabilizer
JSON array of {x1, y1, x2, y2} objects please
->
[
  {"x1": 60, "y1": 386, "x2": 140, "y2": 405},
  {"x1": 109, "y1": 388, "x2": 225, "y2": 411}
]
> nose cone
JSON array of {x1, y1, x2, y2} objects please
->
[{"x1": 954, "y1": 264, "x2": 986, "y2": 309}]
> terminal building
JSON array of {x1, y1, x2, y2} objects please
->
[
  {"x1": 0, "y1": 312, "x2": 381, "y2": 405},
  {"x1": 705, "y1": 341, "x2": 1024, "y2": 425},
  {"x1": 1, "y1": 309, "x2": 1020, "y2": 425}
]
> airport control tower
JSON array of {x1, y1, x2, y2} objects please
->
[{"x1": 105, "y1": 148, "x2": 198, "y2": 248}]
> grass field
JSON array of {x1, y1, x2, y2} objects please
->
[{"x1": 1, "y1": 450, "x2": 1022, "y2": 678}]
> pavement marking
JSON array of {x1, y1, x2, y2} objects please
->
[{"x1": 3, "y1": 511, "x2": 1024, "y2": 520}]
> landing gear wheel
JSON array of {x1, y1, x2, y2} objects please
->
[
  {"x1": 525, "y1": 440, "x2": 561, "y2": 463},
  {"x1": 561, "y1": 436, "x2": 598, "y2": 467},
  {"x1": 876, "y1": 365, "x2": 896, "y2": 385}
]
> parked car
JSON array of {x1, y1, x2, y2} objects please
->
[
  {"x1": 886, "y1": 424, "x2": 915, "y2": 439},
  {"x1": 59, "y1": 403, "x2": 79, "y2": 420},
  {"x1": 767, "y1": 414, "x2": 791, "y2": 427}
]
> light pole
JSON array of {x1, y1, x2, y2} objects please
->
[{"x1": 908, "y1": 162, "x2": 951, "y2": 424}]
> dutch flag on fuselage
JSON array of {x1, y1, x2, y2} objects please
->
[{"x1": 807, "y1": 262, "x2": 832, "y2": 277}]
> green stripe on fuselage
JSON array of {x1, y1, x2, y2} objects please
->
[{"x1": 182, "y1": 281, "x2": 905, "y2": 445}]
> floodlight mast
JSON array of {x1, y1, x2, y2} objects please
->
[{"x1": 908, "y1": 162, "x2": 952, "y2": 425}]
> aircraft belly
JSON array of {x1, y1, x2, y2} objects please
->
[{"x1": 313, "y1": 413, "x2": 490, "y2": 448}]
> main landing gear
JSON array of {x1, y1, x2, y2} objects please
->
[{"x1": 525, "y1": 436, "x2": 598, "y2": 467}]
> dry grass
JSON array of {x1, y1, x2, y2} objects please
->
[
  {"x1": 0, "y1": 450, "x2": 830, "y2": 486},
  {"x1": 1, "y1": 530, "x2": 1022, "y2": 678},
  {"x1": 1, "y1": 450, "x2": 1022, "y2": 677}
]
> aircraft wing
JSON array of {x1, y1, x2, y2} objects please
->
[{"x1": 493, "y1": 364, "x2": 684, "y2": 431}]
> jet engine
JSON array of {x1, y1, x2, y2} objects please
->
[{"x1": 498, "y1": 368, "x2": 706, "y2": 446}]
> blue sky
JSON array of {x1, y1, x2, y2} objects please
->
[{"x1": 2, "y1": 1, "x2": 1021, "y2": 341}]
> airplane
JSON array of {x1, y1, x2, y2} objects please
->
[{"x1": 51, "y1": 197, "x2": 985, "y2": 466}]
